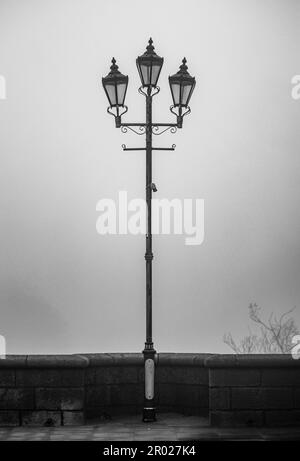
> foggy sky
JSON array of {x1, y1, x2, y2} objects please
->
[{"x1": 0, "y1": 0, "x2": 299, "y2": 354}]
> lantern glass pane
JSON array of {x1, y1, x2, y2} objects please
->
[
  {"x1": 151, "y1": 64, "x2": 161, "y2": 86},
  {"x1": 181, "y1": 82, "x2": 193, "y2": 106},
  {"x1": 105, "y1": 82, "x2": 117, "y2": 106},
  {"x1": 170, "y1": 82, "x2": 180, "y2": 106},
  {"x1": 116, "y1": 82, "x2": 127, "y2": 106},
  {"x1": 140, "y1": 63, "x2": 151, "y2": 86}
]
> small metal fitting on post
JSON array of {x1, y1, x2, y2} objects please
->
[
  {"x1": 144, "y1": 252, "x2": 154, "y2": 261},
  {"x1": 146, "y1": 183, "x2": 158, "y2": 192},
  {"x1": 115, "y1": 115, "x2": 121, "y2": 128},
  {"x1": 177, "y1": 115, "x2": 183, "y2": 128}
]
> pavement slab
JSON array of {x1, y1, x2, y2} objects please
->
[{"x1": 0, "y1": 413, "x2": 299, "y2": 440}]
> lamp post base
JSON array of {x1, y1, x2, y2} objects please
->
[
  {"x1": 143, "y1": 345, "x2": 156, "y2": 422},
  {"x1": 143, "y1": 406, "x2": 156, "y2": 422}
]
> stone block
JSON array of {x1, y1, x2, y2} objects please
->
[
  {"x1": 210, "y1": 410, "x2": 234, "y2": 427},
  {"x1": 35, "y1": 387, "x2": 84, "y2": 410},
  {"x1": 265, "y1": 410, "x2": 300, "y2": 427},
  {"x1": 294, "y1": 388, "x2": 300, "y2": 408},
  {"x1": 93, "y1": 366, "x2": 139, "y2": 385},
  {"x1": 159, "y1": 353, "x2": 211, "y2": 367},
  {"x1": 86, "y1": 405, "x2": 138, "y2": 420},
  {"x1": 157, "y1": 383, "x2": 176, "y2": 406},
  {"x1": 210, "y1": 388, "x2": 230, "y2": 410},
  {"x1": 0, "y1": 410, "x2": 19, "y2": 426},
  {"x1": 157, "y1": 383, "x2": 207, "y2": 408},
  {"x1": 84, "y1": 353, "x2": 143, "y2": 367},
  {"x1": 0, "y1": 388, "x2": 34, "y2": 410},
  {"x1": 21, "y1": 410, "x2": 62, "y2": 426},
  {"x1": 209, "y1": 369, "x2": 261, "y2": 387},
  {"x1": 0, "y1": 370, "x2": 15, "y2": 387},
  {"x1": 138, "y1": 367, "x2": 144, "y2": 383},
  {"x1": 62, "y1": 411, "x2": 85, "y2": 425},
  {"x1": 84, "y1": 368, "x2": 95, "y2": 385},
  {"x1": 110, "y1": 384, "x2": 143, "y2": 406},
  {"x1": 210, "y1": 410, "x2": 263, "y2": 427},
  {"x1": 107, "y1": 405, "x2": 139, "y2": 416},
  {"x1": 176, "y1": 384, "x2": 203, "y2": 407},
  {"x1": 234, "y1": 410, "x2": 264, "y2": 427},
  {"x1": 159, "y1": 405, "x2": 208, "y2": 417},
  {"x1": 156, "y1": 366, "x2": 208, "y2": 385},
  {"x1": 0, "y1": 356, "x2": 27, "y2": 368},
  {"x1": 26, "y1": 355, "x2": 89, "y2": 369},
  {"x1": 16, "y1": 369, "x2": 84, "y2": 387},
  {"x1": 86, "y1": 385, "x2": 111, "y2": 407},
  {"x1": 261, "y1": 369, "x2": 300, "y2": 386},
  {"x1": 182, "y1": 385, "x2": 208, "y2": 407},
  {"x1": 231, "y1": 387, "x2": 293, "y2": 410}
]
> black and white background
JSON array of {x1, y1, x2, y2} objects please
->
[{"x1": 0, "y1": 0, "x2": 299, "y2": 358}]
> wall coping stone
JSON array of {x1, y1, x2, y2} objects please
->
[
  {"x1": 0, "y1": 355, "x2": 27, "y2": 368},
  {"x1": 0, "y1": 353, "x2": 212, "y2": 369},
  {"x1": 157, "y1": 353, "x2": 214, "y2": 366},
  {"x1": 1, "y1": 353, "x2": 298, "y2": 369},
  {"x1": 82, "y1": 353, "x2": 143, "y2": 366},
  {"x1": 0, "y1": 355, "x2": 89, "y2": 369},
  {"x1": 204, "y1": 354, "x2": 300, "y2": 368},
  {"x1": 80, "y1": 353, "x2": 213, "y2": 366}
]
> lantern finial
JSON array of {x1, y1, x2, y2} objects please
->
[
  {"x1": 179, "y1": 58, "x2": 188, "y2": 74},
  {"x1": 145, "y1": 38, "x2": 155, "y2": 55},
  {"x1": 110, "y1": 57, "x2": 119, "y2": 73}
]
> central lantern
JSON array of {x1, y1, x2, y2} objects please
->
[{"x1": 136, "y1": 38, "x2": 164, "y2": 89}]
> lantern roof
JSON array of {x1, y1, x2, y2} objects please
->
[
  {"x1": 169, "y1": 58, "x2": 195, "y2": 82},
  {"x1": 102, "y1": 58, "x2": 128, "y2": 82}
]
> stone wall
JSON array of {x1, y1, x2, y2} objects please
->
[
  {"x1": 0, "y1": 353, "x2": 299, "y2": 427},
  {"x1": 207, "y1": 354, "x2": 300, "y2": 427},
  {"x1": 78, "y1": 353, "x2": 210, "y2": 420},
  {"x1": 0, "y1": 353, "x2": 210, "y2": 426},
  {"x1": 0, "y1": 355, "x2": 88, "y2": 427}
]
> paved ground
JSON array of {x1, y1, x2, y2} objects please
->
[{"x1": 0, "y1": 414, "x2": 299, "y2": 441}]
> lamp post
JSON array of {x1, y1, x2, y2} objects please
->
[{"x1": 102, "y1": 39, "x2": 196, "y2": 422}]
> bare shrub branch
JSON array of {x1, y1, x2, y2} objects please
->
[{"x1": 224, "y1": 304, "x2": 299, "y2": 354}]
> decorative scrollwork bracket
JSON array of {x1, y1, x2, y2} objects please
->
[
  {"x1": 120, "y1": 125, "x2": 146, "y2": 135},
  {"x1": 151, "y1": 125, "x2": 177, "y2": 136},
  {"x1": 170, "y1": 105, "x2": 191, "y2": 128},
  {"x1": 107, "y1": 105, "x2": 128, "y2": 128}
]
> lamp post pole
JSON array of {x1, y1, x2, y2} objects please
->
[
  {"x1": 143, "y1": 89, "x2": 156, "y2": 422},
  {"x1": 102, "y1": 39, "x2": 196, "y2": 422}
]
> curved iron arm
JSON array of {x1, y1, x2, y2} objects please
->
[
  {"x1": 107, "y1": 105, "x2": 128, "y2": 118},
  {"x1": 121, "y1": 125, "x2": 146, "y2": 135},
  {"x1": 170, "y1": 105, "x2": 191, "y2": 118},
  {"x1": 169, "y1": 105, "x2": 191, "y2": 128},
  {"x1": 138, "y1": 86, "x2": 160, "y2": 98},
  {"x1": 107, "y1": 105, "x2": 128, "y2": 127},
  {"x1": 152, "y1": 125, "x2": 177, "y2": 135},
  {"x1": 151, "y1": 86, "x2": 160, "y2": 97},
  {"x1": 138, "y1": 86, "x2": 148, "y2": 97}
]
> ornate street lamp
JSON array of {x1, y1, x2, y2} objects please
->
[
  {"x1": 136, "y1": 38, "x2": 164, "y2": 89},
  {"x1": 102, "y1": 58, "x2": 128, "y2": 127},
  {"x1": 101, "y1": 39, "x2": 196, "y2": 422},
  {"x1": 169, "y1": 58, "x2": 196, "y2": 128}
]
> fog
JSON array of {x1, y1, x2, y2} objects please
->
[{"x1": 0, "y1": 0, "x2": 299, "y2": 354}]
